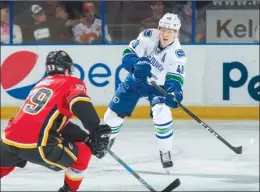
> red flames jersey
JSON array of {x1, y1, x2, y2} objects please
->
[{"x1": 2, "y1": 75, "x2": 91, "y2": 149}]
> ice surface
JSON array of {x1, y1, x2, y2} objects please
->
[{"x1": 1, "y1": 120, "x2": 259, "y2": 191}]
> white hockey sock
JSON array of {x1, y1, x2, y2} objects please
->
[
  {"x1": 155, "y1": 120, "x2": 173, "y2": 153},
  {"x1": 110, "y1": 124, "x2": 123, "y2": 139},
  {"x1": 104, "y1": 108, "x2": 125, "y2": 140}
]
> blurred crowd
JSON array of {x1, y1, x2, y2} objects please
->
[
  {"x1": 1, "y1": 1, "x2": 255, "y2": 44},
  {"x1": 1, "y1": 1, "x2": 110, "y2": 44}
]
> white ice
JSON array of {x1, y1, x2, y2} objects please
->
[{"x1": 1, "y1": 120, "x2": 259, "y2": 191}]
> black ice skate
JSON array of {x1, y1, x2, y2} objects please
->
[
  {"x1": 160, "y1": 151, "x2": 173, "y2": 174},
  {"x1": 58, "y1": 183, "x2": 74, "y2": 192}
]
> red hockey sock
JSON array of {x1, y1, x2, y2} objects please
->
[
  {"x1": 64, "y1": 142, "x2": 91, "y2": 191},
  {"x1": 0, "y1": 166, "x2": 15, "y2": 178},
  {"x1": 65, "y1": 170, "x2": 84, "y2": 191}
]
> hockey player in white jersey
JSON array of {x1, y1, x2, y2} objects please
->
[{"x1": 103, "y1": 13, "x2": 187, "y2": 172}]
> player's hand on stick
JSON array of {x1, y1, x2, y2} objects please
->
[
  {"x1": 133, "y1": 57, "x2": 152, "y2": 81},
  {"x1": 165, "y1": 88, "x2": 183, "y2": 108},
  {"x1": 85, "y1": 124, "x2": 111, "y2": 159}
]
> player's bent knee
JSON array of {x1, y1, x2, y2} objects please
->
[
  {"x1": 71, "y1": 142, "x2": 91, "y2": 171},
  {"x1": 151, "y1": 103, "x2": 172, "y2": 125},
  {"x1": 104, "y1": 108, "x2": 124, "y2": 127},
  {"x1": 150, "y1": 96, "x2": 165, "y2": 107}
]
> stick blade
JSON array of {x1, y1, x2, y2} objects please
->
[
  {"x1": 234, "y1": 146, "x2": 243, "y2": 154},
  {"x1": 161, "y1": 178, "x2": 181, "y2": 192}
]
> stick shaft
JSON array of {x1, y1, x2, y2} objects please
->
[
  {"x1": 149, "y1": 80, "x2": 242, "y2": 154},
  {"x1": 107, "y1": 149, "x2": 156, "y2": 192}
]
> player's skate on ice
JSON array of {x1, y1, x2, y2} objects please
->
[{"x1": 102, "y1": 13, "x2": 187, "y2": 173}]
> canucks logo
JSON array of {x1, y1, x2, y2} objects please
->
[{"x1": 175, "y1": 49, "x2": 186, "y2": 58}]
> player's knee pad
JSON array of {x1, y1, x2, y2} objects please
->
[
  {"x1": 149, "y1": 96, "x2": 166, "y2": 119},
  {"x1": 150, "y1": 96, "x2": 165, "y2": 108},
  {"x1": 104, "y1": 108, "x2": 124, "y2": 126},
  {"x1": 151, "y1": 103, "x2": 172, "y2": 125},
  {"x1": 71, "y1": 142, "x2": 91, "y2": 171},
  {"x1": 104, "y1": 108, "x2": 124, "y2": 138}
]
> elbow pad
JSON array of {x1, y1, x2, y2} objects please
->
[
  {"x1": 71, "y1": 100, "x2": 100, "y2": 133},
  {"x1": 122, "y1": 52, "x2": 138, "y2": 73}
]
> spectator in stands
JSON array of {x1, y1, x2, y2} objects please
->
[
  {"x1": 55, "y1": 3, "x2": 81, "y2": 42},
  {"x1": 55, "y1": 4, "x2": 70, "y2": 24},
  {"x1": 23, "y1": 4, "x2": 71, "y2": 43},
  {"x1": 41, "y1": 1, "x2": 60, "y2": 17},
  {"x1": 55, "y1": 4, "x2": 84, "y2": 28},
  {"x1": 140, "y1": 1, "x2": 164, "y2": 31},
  {"x1": 72, "y1": 1, "x2": 112, "y2": 44},
  {"x1": 1, "y1": 2, "x2": 23, "y2": 44},
  {"x1": 178, "y1": 2, "x2": 205, "y2": 43}
]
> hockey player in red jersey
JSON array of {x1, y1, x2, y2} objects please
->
[{"x1": 0, "y1": 50, "x2": 111, "y2": 192}]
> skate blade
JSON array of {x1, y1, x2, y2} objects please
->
[{"x1": 165, "y1": 167, "x2": 172, "y2": 175}]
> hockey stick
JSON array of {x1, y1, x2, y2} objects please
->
[
  {"x1": 148, "y1": 79, "x2": 243, "y2": 155},
  {"x1": 107, "y1": 149, "x2": 181, "y2": 192}
]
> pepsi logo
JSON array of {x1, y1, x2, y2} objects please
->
[{"x1": 1, "y1": 50, "x2": 84, "y2": 100}]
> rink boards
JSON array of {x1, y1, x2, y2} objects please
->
[
  {"x1": 1, "y1": 45, "x2": 259, "y2": 120},
  {"x1": 1, "y1": 106, "x2": 258, "y2": 120}
]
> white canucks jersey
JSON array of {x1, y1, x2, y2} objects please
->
[{"x1": 128, "y1": 29, "x2": 187, "y2": 86}]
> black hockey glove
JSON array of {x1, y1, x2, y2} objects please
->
[{"x1": 85, "y1": 124, "x2": 111, "y2": 159}]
